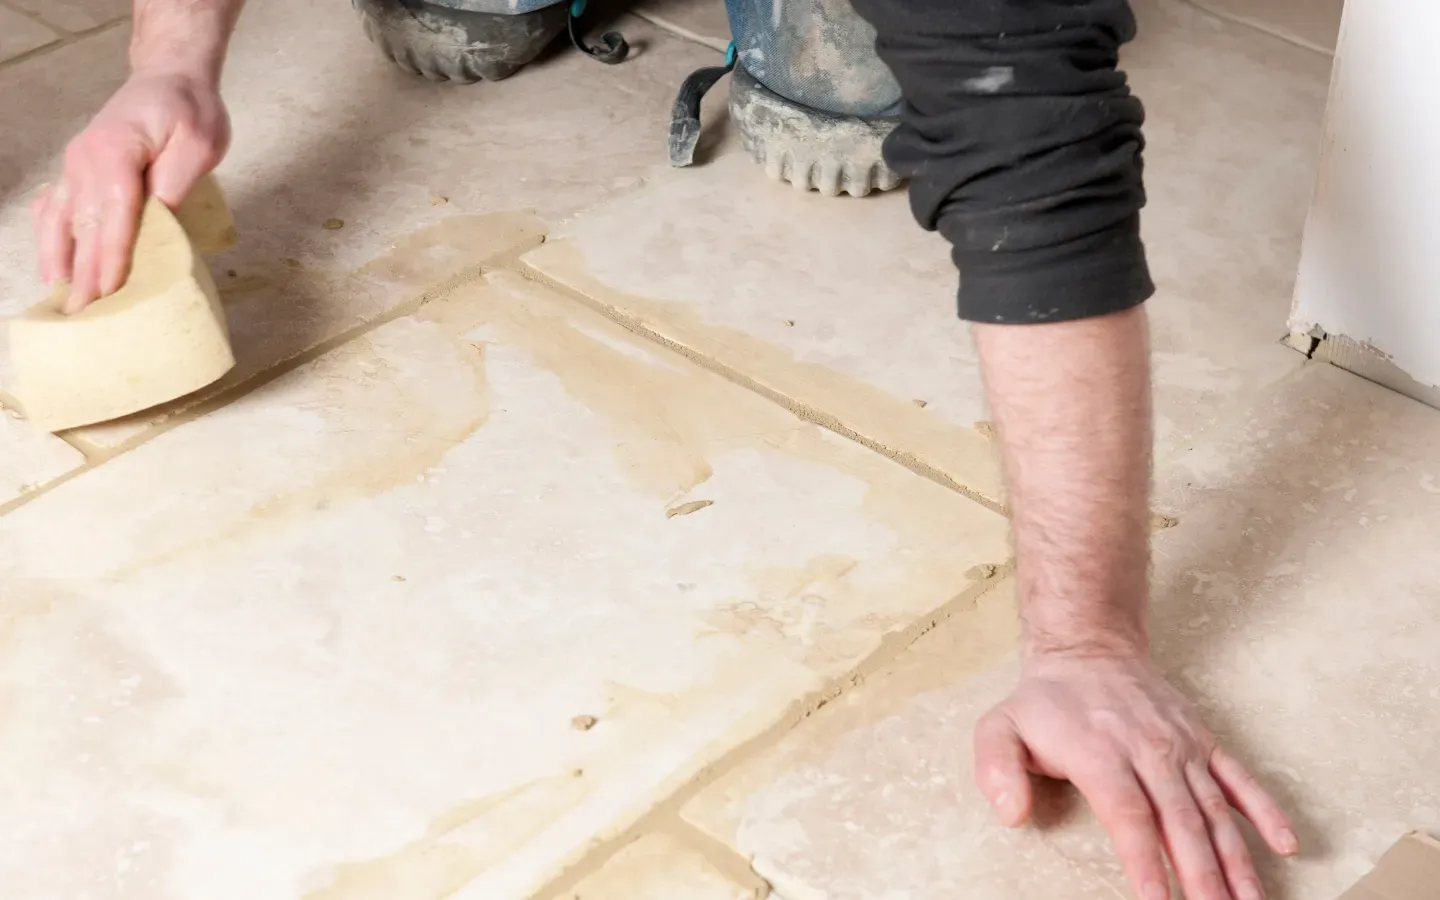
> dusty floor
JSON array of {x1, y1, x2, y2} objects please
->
[{"x1": 0, "y1": 0, "x2": 1435, "y2": 898}]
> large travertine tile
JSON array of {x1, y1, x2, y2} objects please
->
[
  {"x1": 569, "y1": 833, "x2": 757, "y2": 899},
  {"x1": 1192, "y1": 0, "x2": 1345, "y2": 53},
  {"x1": 0, "y1": 5, "x2": 56, "y2": 62},
  {"x1": 0, "y1": 270, "x2": 1008, "y2": 898},
  {"x1": 0, "y1": 0, "x2": 720, "y2": 442},
  {"x1": 524, "y1": 0, "x2": 1326, "y2": 503},
  {"x1": 0, "y1": 403, "x2": 84, "y2": 504},
  {"x1": 5, "y1": 0, "x2": 129, "y2": 33},
  {"x1": 684, "y1": 362, "x2": 1440, "y2": 900}
]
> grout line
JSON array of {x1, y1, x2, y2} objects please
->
[
  {"x1": 0, "y1": 2, "x2": 59, "y2": 33},
  {"x1": 0, "y1": 16, "x2": 127, "y2": 72},
  {"x1": 657, "y1": 817, "x2": 773, "y2": 898},
  {"x1": 631, "y1": 9, "x2": 731, "y2": 53},
  {"x1": 530, "y1": 566, "x2": 1015, "y2": 900},
  {"x1": 1172, "y1": 0, "x2": 1335, "y2": 57},
  {"x1": 506, "y1": 259, "x2": 1010, "y2": 517}
]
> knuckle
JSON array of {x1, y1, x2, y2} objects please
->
[
  {"x1": 1198, "y1": 792, "x2": 1232, "y2": 820},
  {"x1": 1197, "y1": 873, "x2": 1232, "y2": 900},
  {"x1": 1226, "y1": 765, "x2": 1259, "y2": 793},
  {"x1": 1111, "y1": 800, "x2": 1155, "y2": 828},
  {"x1": 1169, "y1": 805, "x2": 1209, "y2": 834},
  {"x1": 1136, "y1": 730, "x2": 1188, "y2": 767}
]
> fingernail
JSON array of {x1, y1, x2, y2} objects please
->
[
  {"x1": 1144, "y1": 883, "x2": 1169, "y2": 900},
  {"x1": 1279, "y1": 828, "x2": 1299, "y2": 854},
  {"x1": 1238, "y1": 880, "x2": 1264, "y2": 900}
]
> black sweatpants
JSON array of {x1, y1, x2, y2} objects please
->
[{"x1": 849, "y1": 0, "x2": 1155, "y2": 325}]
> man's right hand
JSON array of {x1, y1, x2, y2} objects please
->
[
  {"x1": 32, "y1": 70, "x2": 229, "y2": 314},
  {"x1": 976, "y1": 653, "x2": 1297, "y2": 900}
]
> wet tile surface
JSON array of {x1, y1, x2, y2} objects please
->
[
  {"x1": 684, "y1": 362, "x2": 1440, "y2": 900},
  {"x1": 0, "y1": 403, "x2": 84, "y2": 504},
  {"x1": 524, "y1": 0, "x2": 1325, "y2": 507},
  {"x1": 568, "y1": 833, "x2": 755, "y2": 899},
  {"x1": 0, "y1": 272, "x2": 1007, "y2": 898},
  {"x1": 0, "y1": 0, "x2": 719, "y2": 443}
]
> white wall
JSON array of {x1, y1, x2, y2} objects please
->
[{"x1": 1291, "y1": 0, "x2": 1440, "y2": 388}]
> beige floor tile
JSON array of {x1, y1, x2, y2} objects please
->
[
  {"x1": 0, "y1": 403, "x2": 84, "y2": 504},
  {"x1": 1189, "y1": 0, "x2": 1345, "y2": 54},
  {"x1": 0, "y1": 6, "x2": 57, "y2": 62},
  {"x1": 5, "y1": 0, "x2": 129, "y2": 33},
  {"x1": 634, "y1": 0, "x2": 731, "y2": 51},
  {"x1": 0, "y1": 0, "x2": 721, "y2": 442},
  {"x1": 569, "y1": 833, "x2": 758, "y2": 899},
  {"x1": 684, "y1": 362, "x2": 1440, "y2": 900},
  {"x1": 523, "y1": 0, "x2": 1326, "y2": 505},
  {"x1": 0, "y1": 270, "x2": 1007, "y2": 898}
]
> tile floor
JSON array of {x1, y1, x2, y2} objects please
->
[{"x1": 1, "y1": 0, "x2": 1434, "y2": 897}]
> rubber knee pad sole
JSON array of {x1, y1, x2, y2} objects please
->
[
  {"x1": 353, "y1": 0, "x2": 567, "y2": 82},
  {"x1": 728, "y1": 64, "x2": 903, "y2": 197}
]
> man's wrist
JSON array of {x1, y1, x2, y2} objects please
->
[
  {"x1": 129, "y1": 0, "x2": 243, "y2": 86},
  {"x1": 1021, "y1": 611, "x2": 1150, "y2": 662}
]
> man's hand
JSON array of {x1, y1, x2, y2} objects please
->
[
  {"x1": 32, "y1": 71, "x2": 229, "y2": 313},
  {"x1": 31, "y1": 0, "x2": 245, "y2": 313},
  {"x1": 976, "y1": 654, "x2": 1298, "y2": 900}
]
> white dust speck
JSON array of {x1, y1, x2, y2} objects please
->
[{"x1": 964, "y1": 66, "x2": 1015, "y2": 94}]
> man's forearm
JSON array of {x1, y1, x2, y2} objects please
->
[
  {"x1": 849, "y1": 0, "x2": 1155, "y2": 657},
  {"x1": 131, "y1": 0, "x2": 246, "y2": 83},
  {"x1": 974, "y1": 308, "x2": 1153, "y2": 659}
]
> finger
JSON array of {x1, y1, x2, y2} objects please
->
[
  {"x1": 1075, "y1": 765, "x2": 1171, "y2": 900},
  {"x1": 92, "y1": 153, "x2": 146, "y2": 298},
  {"x1": 973, "y1": 708, "x2": 1033, "y2": 826},
  {"x1": 66, "y1": 205, "x2": 102, "y2": 314},
  {"x1": 1211, "y1": 748, "x2": 1298, "y2": 856},
  {"x1": 1187, "y1": 763, "x2": 1265, "y2": 900},
  {"x1": 148, "y1": 135, "x2": 220, "y2": 209},
  {"x1": 33, "y1": 184, "x2": 75, "y2": 287},
  {"x1": 1139, "y1": 760, "x2": 1234, "y2": 900},
  {"x1": 65, "y1": 161, "x2": 105, "y2": 314}
]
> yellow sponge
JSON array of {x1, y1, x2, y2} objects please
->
[{"x1": 10, "y1": 177, "x2": 237, "y2": 433}]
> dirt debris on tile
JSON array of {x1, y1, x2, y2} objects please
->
[
  {"x1": 566, "y1": 833, "x2": 758, "y2": 900},
  {"x1": 0, "y1": 271, "x2": 1007, "y2": 898},
  {"x1": 666, "y1": 499, "x2": 714, "y2": 518},
  {"x1": 683, "y1": 362, "x2": 1440, "y2": 900}
]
